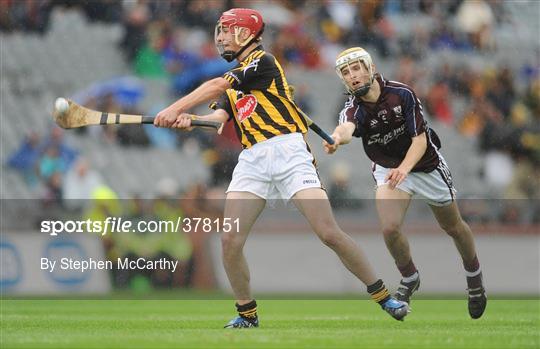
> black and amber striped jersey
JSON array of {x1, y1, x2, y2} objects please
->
[{"x1": 216, "y1": 46, "x2": 308, "y2": 149}]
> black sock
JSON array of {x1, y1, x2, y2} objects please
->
[
  {"x1": 367, "y1": 279, "x2": 391, "y2": 305},
  {"x1": 236, "y1": 300, "x2": 257, "y2": 319}
]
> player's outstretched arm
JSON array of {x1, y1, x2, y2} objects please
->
[
  {"x1": 173, "y1": 109, "x2": 229, "y2": 131},
  {"x1": 154, "y1": 77, "x2": 231, "y2": 128},
  {"x1": 324, "y1": 122, "x2": 356, "y2": 154}
]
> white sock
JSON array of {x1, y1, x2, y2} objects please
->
[{"x1": 402, "y1": 272, "x2": 419, "y2": 283}]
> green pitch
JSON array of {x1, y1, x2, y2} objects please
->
[{"x1": 1, "y1": 299, "x2": 538, "y2": 349}]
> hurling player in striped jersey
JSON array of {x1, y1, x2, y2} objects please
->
[
  {"x1": 324, "y1": 47, "x2": 487, "y2": 319},
  {"x1": 156, "y1": 11, "x2": 410, "y2": 328}
]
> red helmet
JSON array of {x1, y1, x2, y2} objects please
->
[
  {"x1": 215, "y1": 8, "x2": 265, "y2": 62},
  {"x1": 219, "y1": 8, "x2": 264, "y2": 38}
]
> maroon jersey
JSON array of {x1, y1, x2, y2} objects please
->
[{"x1": 339, "y1": 74, "x2": 441, "y2": 172}]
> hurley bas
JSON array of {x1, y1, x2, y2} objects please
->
[{"x1": 41, "y1": 257, "x2": 179, "y2": 273}]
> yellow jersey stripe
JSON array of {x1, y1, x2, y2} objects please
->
[
  {"x1": 249, "y1": 111, "x2": 282, "y2": 137},
  {"x1": 242, "y1": 117, "x2": 266, "y2": 144},
  {"x1": 265, "y1": 81, "x2": 297, "y2": 126},
  {"x1": 219, "y1": 49, "x2": 310, "y2": 148},
  {"x1": 241, "y1": 49, "x2": 263, "y2": 68},
  {"x1": 271, "y1": 59, "x2": 309, "y2": 132},
  {"x1": 251, "y1": 90, "x2": 296, "y2": 133},
  {"x1": 253, "y1": 50, "x2": 265, "y2": 59},
  {"x1": 273, "y1": 58, "x2": 293, "y2": 100},
  {"x1": 265, "y1": 82, "x2": 307, "y2": 133},
  {"x1": 276, "y1": 94, "x2": 308, "y2": 133}
]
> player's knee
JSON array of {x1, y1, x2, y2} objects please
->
[
  {"x1": 381, "y1": 223, "x2": 401, "y2": 239},
  {"x1": 319, "y1": 232, "x2": 343, "y2": 248},
  {"x1": 442, "y1": 222, "x2": 463, "y2": 238},
  {"x1": 221, "y1": 232, "x2": 243, "y2": 252},
  {"x1": 439, "y1": 217, "x2": 469, "y2": 237},
  {"x1": 314, "y1": 219, "x2": 341, "y2": 246},
  {"x1": 317, "y1": 224, "x2": 345, "y2": 248}
]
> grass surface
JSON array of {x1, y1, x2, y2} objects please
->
[{"x1": 1, "y1": 299, "x2": 538, "y2": 349}]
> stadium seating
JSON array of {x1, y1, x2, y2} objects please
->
[
  {"x1": 2, "y1": 3, "x2": 537, "y2": 202},
  {"x1": 1, "y1": 10, "x2": 209, "y2": 200}
]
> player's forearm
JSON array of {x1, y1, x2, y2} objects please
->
[
  {"x1": 398, "y1": 132, "x2": 427, "y2": 172},
  {"x1": 333, "y1": 123, "x2": 355, "y2": 145},
  {"x1": 191, "y1": 109, "x2": 229, "y2": 124},
  {"x1": 171, "y1": 78, "x2": 230, "y2": 113}
]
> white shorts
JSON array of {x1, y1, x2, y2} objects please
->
[
  {"x1": 227, "y1": 133, "x2": 322, "y2": 200},
  {"x1": 372, "y1": 158, "x2": 456, "y2": 206}
]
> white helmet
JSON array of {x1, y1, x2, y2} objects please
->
[{"x1": 335, "y1": 47, "x2": 375, "y2": 97}]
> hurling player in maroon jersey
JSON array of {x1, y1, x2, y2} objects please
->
[{"x1": 324, "y1": 47, "x2": 486, "y2": 319}]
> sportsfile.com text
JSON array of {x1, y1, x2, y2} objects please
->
[{"x1": 41, "y1": 217, "x2": 240, "y2": 236}]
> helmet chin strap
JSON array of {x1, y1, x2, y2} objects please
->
[
  {"x1": 353, "y1": 83, "x2": 371, "y2": 97},
  {"x1": 352, "y1": 75, "x2": 374, "y2": 97},
  {"x1": 220, "y1": 50, "x2": 237, "y2": 62},
  {"x1": 220, "y1": 24, "x2": 265, "y2": 62}
]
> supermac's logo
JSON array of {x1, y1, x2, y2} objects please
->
[{"x1": 235, "y1": 94, "x2": 258, "y2": 122}]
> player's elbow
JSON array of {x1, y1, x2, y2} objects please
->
[
  {"x1": 413, "y1": 132, "x2": 428, "y2": 149},
  {"x1": 340, "y1": 134, "x2": 352, "y2": 145},
  {"x1": 340, "y1": 123, "x2": 356, "y2": 144},
  {"x1": 213, "y1": 109, "x2": 229, "y2": 124}
]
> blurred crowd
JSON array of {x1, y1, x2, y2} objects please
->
[
  {"x1": 404, "y1": 56, "x2": 540, "y2": 202},
  {"x1": 3, "y1": 0, "x2": 539, "y2": 211},
  {"x1": 6, "y1": 127, "x2": 79, "y2": 204},
  {"x1": 0, "y1": 0, "x2": 514, "y2": 63}
]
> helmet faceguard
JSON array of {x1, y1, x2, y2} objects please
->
[
  {"x1": 335, "y1": 47, "x2": 375, "y2": 97},
  {"x1": 215, "y1": 8, "x2": 265, "y2": 62}
]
